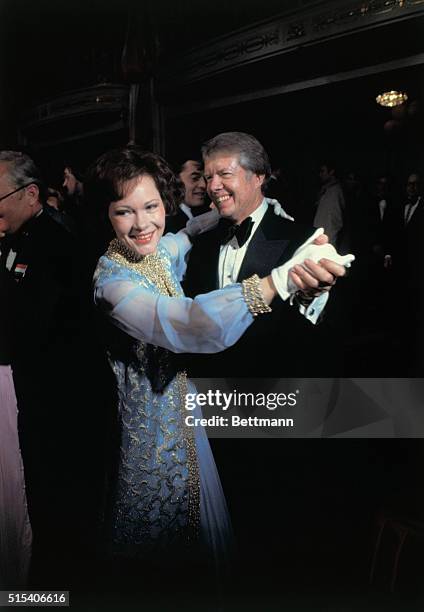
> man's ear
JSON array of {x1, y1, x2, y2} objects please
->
[
  {"x1": 25, "y1": 183, "x2": 40, "y2": 204},
  {"x1": 256, "y1": 174, "x2": 265, "y2": 189}
]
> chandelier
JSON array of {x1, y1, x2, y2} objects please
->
[{"x1": 376, "y1": 90, "x2": 408, "y2": 108}]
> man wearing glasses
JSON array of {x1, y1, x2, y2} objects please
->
[
  {"x1": 0, "y1": 151, "x2": 86, "y2": 580},
  {"x1": 0, "y1": 150, "x2": 77, "y2": 302},
  {"x1": 0, "y1": 177, "x2": 41, "y2": 238}
]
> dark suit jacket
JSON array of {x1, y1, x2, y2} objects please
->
[
  {"x1": 0, "y1": 210, "x2": 81, "y2": 372},
  {"x1": 0, "y1": 210, "x2": 112, "y2": 549},
  {"x1": 383, "y1": 197, "x2": 424, "y2": 372},
  {"x1": 183, "y1": 206, "x2": 336, "y2": 377},
  {"x1": 165, "y1": 207, "x2": 189, "y2": 234},
  {"x1": 385, "y1": 196, "x2": 424, "y2": 292},
  {"x1": 403, "y1": 198, "x2": 424, "y2": 290}
]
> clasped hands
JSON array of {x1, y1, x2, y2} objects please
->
[
  {"x1": 183, "y1": 211, "x2": 354, "y2": 300},
  {"x1": 271, "y1": 228, "x2": 355, "y2": 301}
]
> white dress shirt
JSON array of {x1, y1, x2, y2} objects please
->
[
  {"x1": 218, "y1": 199, "x2": 267, "y2": 288},
  {"x1": 378, "y1": 199, "x2": 387, "y2": 221},
  {"x1": 179, "y1": 203, "x2": 193, "y2": 220},
  {"x1": 404, "y1": 196, "x2": 421, "y2": 224}
]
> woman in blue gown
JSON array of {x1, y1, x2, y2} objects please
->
[{"x1": 87, "y1": 146, "x2": 348, "y2": 575}]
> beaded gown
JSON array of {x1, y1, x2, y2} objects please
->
[{"x1": 93, "y1": 231, "x2": 255, "y2": 568}]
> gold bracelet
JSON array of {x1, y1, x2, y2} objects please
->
[{"x1": 242, "y1": 274, "x2": 272, "y2": 317}]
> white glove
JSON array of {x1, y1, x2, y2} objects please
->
[
  {"x1": 184, "y1": 208, "x2": 220, "y2": 237},
  {"x1": 266, "y1": 198, "x2": 295, "y2": 222},
  {"x1": 271, "y1": 228, "x2": 355, "y2": 301}
]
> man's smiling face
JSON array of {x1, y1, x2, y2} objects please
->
[
  {"x1": 204, "y1": 153, "x2": 264, "y2": 224},
  {"x1": 179, "y1": 160, "x2": 206, "y2": 208}
]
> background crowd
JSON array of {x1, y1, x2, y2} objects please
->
[{"x1": 0, "y1": 140, "x2": 423, "y2": 608}]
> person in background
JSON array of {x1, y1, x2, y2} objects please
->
[
  {"x1": 62, "y1": 164, "x2": 84, "y2": 202},
  {"x1": 44, "y1": 187, "x2": 76, "y2": 234},
  {"x1": 385, "y1": 172, "x2": 424, "y2": 372},
  {"x1": 62, "y1": 162, "x2": 85, "y2": 231},
  {"x1": 165, "y1": 156, "x2": 209, "y2": 233},
  {"x1": 0, "y1": 150, "x2": 89, "y2": 583},
  {"x1": 313, "y1": 160, "x2": 347, "y2": 251}
]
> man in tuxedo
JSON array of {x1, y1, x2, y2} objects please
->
[
  {"x1": 0, "y1": 152, "x2": 81, "y2": 366},
  {"x1": 402, "y1": 172, "x2": 423, "y2": 268},
  {"x1": 165, "y1": 157, "x2": 210, "y2": 233},
  {"x1": 385, "y1": 172, "x2": 424, "y2": 372},
  {"x1": 184, "y1": 132, "x2": 346, "y2": 377},
  {"x1": 0, "y1": 151, "x2": 98, "y2": 580},
  {"x1": 182, "y1": 135, "x2": 357, "y2": 593}
]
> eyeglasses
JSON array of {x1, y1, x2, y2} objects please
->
[{"x1": 0, "y1": 183, "x2": 32, "y2": 203}]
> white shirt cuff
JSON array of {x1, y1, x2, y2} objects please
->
[{"x1": 290, "y1": 291, "x2": 329, "y2": 324}]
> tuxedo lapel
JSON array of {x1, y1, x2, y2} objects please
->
[
  {"x1": 237, "y1": 207, "x2": 301, "y2": 282},
  {"x1": 237, "y1": 228, "x2": 287, "y2": 281}
]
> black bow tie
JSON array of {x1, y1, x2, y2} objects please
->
[{"x1": 218, "y1": 217, "x2": 254, "y2": 247}]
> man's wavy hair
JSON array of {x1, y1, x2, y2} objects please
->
[
  {"x1": 84, "y1": 146, "x2": 183, "y2": 215},
  {"x1": 201, "y1": 132, "x2": 272, "y2": 193}
]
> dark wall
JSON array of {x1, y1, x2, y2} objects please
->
[{"x1": 164, "y1": 63, "x2": 424, "y2": 221}]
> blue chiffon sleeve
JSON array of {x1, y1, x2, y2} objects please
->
[
  {"x1": 159, "y1": 230, "x2": 192, "y2": 281},
  {"x1": 94, "y1": 276, "x2": 254, "y2": 354}
]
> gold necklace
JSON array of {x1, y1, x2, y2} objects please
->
[{"x1": 106, "y1": 238, "x2": 179, "y2": 297}]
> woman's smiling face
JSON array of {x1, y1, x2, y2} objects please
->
[{"x1": 108, "y1": 174, "x2": 166, "y2": 257}]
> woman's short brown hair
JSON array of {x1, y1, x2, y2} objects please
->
[{"x1": 85, "y1": 146, "x2": 183, "y2": 215}]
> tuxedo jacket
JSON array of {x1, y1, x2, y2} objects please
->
[
  {"x1": 183, "y1": 206, "x2": 335, "y2": 377},
  {"x1": 1, "y1": 207, "x2": 110, "y2": 466},
  {"x1": 370, "y1": 197, "x2": 395, "y2": 255},
  {"x1": 403, "y1": 197, "x2": 424, "y2": 271},
  {"x1": 402, "y1": 197, "x2": 424, "y2": 303},
  {"x1": 165, "y1": 206, "x2": 189, "y2": 234},
  {"x1": 0, "y1": 211, "x2": 83, "y2": 382},
  {"x1": 385, "y1": 197, "x2": 424, "y2": 292},
  {"x1": 0, "y1": 212, "x2": 112, "y2": 535}
]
